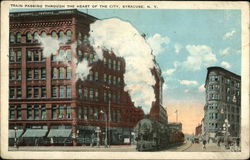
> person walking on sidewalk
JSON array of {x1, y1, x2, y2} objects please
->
[{"x1": 202, "y1": 139, "x2": 207, "y2": 150}]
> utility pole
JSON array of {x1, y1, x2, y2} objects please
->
[{"x1": 175, "y1": 110, "x2": 178, "y2": 122}]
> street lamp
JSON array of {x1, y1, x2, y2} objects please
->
[
  {"x1": 100, "y1": 110, "x2": 108, "y2": 148},
  {"x1": 14, "y1": 126, "x2": 17, "y2": 148},
  {"x1": 103, "y1": 85, "x2": 111, "y2": 148}
]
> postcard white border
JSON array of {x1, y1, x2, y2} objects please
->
[{"x1": 1, "y1": 1, "x2": 249, "y2": 159}]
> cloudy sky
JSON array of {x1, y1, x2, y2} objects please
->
[{"x1": 11, "y1": 9, "x2": 241, "y2": 134}]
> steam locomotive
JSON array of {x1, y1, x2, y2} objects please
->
[{"x1": 134, "y1": 116, "x2": 184, "y2": 151}]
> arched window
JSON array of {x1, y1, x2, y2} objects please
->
[
  {"x1": 59, "y1": 49, "x2": 65, "y2": 57},
  {"x1": 51, "y1": 31, "x2": 57, "y2": 39},
  {"x1": 16, "y1": 32, "x2": 22, "y2": 43},
  {"x1": 59, "y1": 31, "x2": 64, "y2": 40},
  {"x1": 26, "y1": 32, "x2": 32, "y2": 43},
  {"x1": 89, "y1": 71, "x2": 93, "y2": 81},
  {"x1": 10, "y1": 33, "x2": 15, "y2": 43},
  {"x1": 41, "y1": 31, "x2": 46, "y2": 38},
  {"x1": 33, "y1": 32, "x2": 39, "y2": 43},
  {"x1": 66, "y1": 30, "x2": 72, "y2": 42}
]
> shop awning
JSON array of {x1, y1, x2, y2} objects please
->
[
  {"x1": 47, "y1": 129, "x2": 71, "y2": 138},
  {"x1": 9, "y1": 130, "x2": 23, "y2": 138},
  {"x1": 22, "y1": 129, "x2": 47, "y2": 138}
]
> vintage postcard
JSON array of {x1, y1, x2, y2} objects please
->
[{"x1": 0, "y1": 1, "x2": 249, "y2": 159}]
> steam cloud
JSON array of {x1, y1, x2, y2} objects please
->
[
  {"x1": 89, "y1": 18, "x2": 156, "y2": 113},
  {"x1": 39, "y1": 18, "x2": 157, "y2": 114}
]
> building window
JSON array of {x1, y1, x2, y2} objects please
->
[
  {"x1": 113, "y1": 76, "x2": 116, "y2": 85},
  {"x1": 89, "y1": 88, "x2": 94, "y2": 100},
  {"x1": 52, "y1": 68, "x2": 58, "y2": 79},
  {"x1": 33, "y1": 51, "x2": 40, "y2": 61},
  {"x1": 33, "y1": 32, "x2": 39, "y2": 43},
  {"x1": 16, "y1": 87, "x2": 22, "y2": 98},
  {"x1": 27, "y1": 87, "x2": 32, "y2": 98},
  {"x1": 59, "y1": 49, "x2": 64, "y2": 58},
  {"x1": 41, "y1": 68, "x2": 46, "y2": 79},
  {"x1": 51, "y1": 31, "x2": 57, "y2": 39},
  {"x1": 41, "y1": 87, "x2": 46, "y2": 98},
  {"x1": 95, "y1": 72, "x2": 99, "y2": 81},
  {"x1": 108, "y1": 59, "x2": 112, "y2": 69},
  {"x1": 9, "y1": 87, "x2": 15, "y2": 99},
  {"x1": 34, "y1": 69, "x2": 39, "y2": 80},
  {"x1": 16, "y1": 33, "x2": 22, "y2": 43},
  {"x1": 89, "y1": 54, "x2": 94, "y2": 63},
  {"x1": 78, "y1": 86, "x2": 82, "y2": 99},
  {"x1": 16, "y1": 51, "x2": 22, "y2": 62},
  {"x1": 59, "y1": 31, "x2": 64, "y2": 40},
  {"x1": 66, "y1": 50, "x2": 71, "y2": 61},
  {"x1": 17, "y1": 105, "x2": 22, "y2": 120},
  {"x1": 117, "y1": 77, "x2": 121, "y2": 85},
  {"x1": 66, "y1": 30, "x2": 72, "y2": 42},
  {"x1": 84, "y1": 88, "x2": 88, "y2": 100},
  {"x1": 59, "y1": 87, "x2": 64, "y2": 98},
  {"x1": 66, "y1": 106, "x2": 71, "y2": 119},
  {"x1": 113, "y1": 60, "x2": 116, "y2": 70},
  {"x1": 117, "y1": 110, "x2": 121, "y2": 122},
  {"x1": 41, "y1": 31, "x2": 46, "y2": 38},
  {"x1": 89, "y1": 71, "x2": 94, "y2": 81},
  {"x1": 104, "y1": 57, "x2": 107, "y2": 66},
  {"x1": 52, "y1": 87, "x2": 57, "y2": 98},
  {"x1": 89, "y1": 108, "x2": 93, "y2": 120},
  {"x1": 104, "y1": 90, "x2": 107, "y2": 102},
  {"x1": 95, "y1": 89, "x2": 99, "y2": 101},
  {"x1": 66, "y1": 67, "x2": 71, "y2": 79},
  {"x1": 59, "y1": 105, "x2": 64, "y2": 119},
  {"x1": 66, "y1": 86, "x2": 71, "y2": 98},
  {"x1": 108, "y1": 75, "x2": 112, "y2": 85},
  {"x1": 59, "y1": 67, "x2": 64, "y2": 79},
  {"x1": 17, "y1": 69, "x2": 21, "y2": 80},
  {"x1": 9, "y1": 106, "x2": 15, "y2": 120},
  {"x1": 10, "y1": 32, "x2": 15, "y2": 43},
  {"x1": 117, "y1": 61, "x2": 121, "y2": 70},
  {"x1": 41, "y1": 105, "x2": 46, "y2": 120},
  {"x1": 83, "y1": 35, "x2": 89, "y2": 44},
  {"x1": 27, "y1": 50, "x2": 32, "y2": 61},
  {"x1": 27, "y1": 105, "x2": 33, "y2": 120},
  {"x1": 26, "y1": 32, "x2": 32, "y2": 43},
  {"x1": 27, "y1": 69, "x2": 32, "y2": 80},
  {"x1": 9, "y1": 50, "x2": 15, "y2": 62},
  {"x1": 117, "y1": 92, "x2": 121, "y2": 103},
  {"x1": 94, "y1": 108, "x2": 98, "y2": 120},
  {"x1": 34, "y1": 87, "x2": 39, "y2": 98},
  {"x1": 52, "y1": 105, "x2": 57, "y2": 119},
  {"x1": 9, "y1": 69, "x2": 15, "y2": 80},
  {"x1": 78, "y1": 107, "x2": 82, "y2": 119},
  {"x1": 104, "y1": 74, "x2": 107, "y2": 83},
  {"x1": 227, "y1": 96, "x2": 230, "y2": 102},
  {"x1": 34, "y1": 105, "x2": 40, "y2": 120},
  {"x1": 83, "y1": 107, "x2": 88, "y2": 120}
]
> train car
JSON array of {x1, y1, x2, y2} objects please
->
[{"x1": 134, "y1": 116, "x2": 184, "y2": 151}]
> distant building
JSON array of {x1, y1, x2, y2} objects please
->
[
  {"x1": 195, "y1": 124, "x2": 202, "y2": 137},
  {"x1": 203, "y1": 66, "x2": 241, "y2": 139},
  {"x1": 168, "y1": 122, "x2": 182, "y2": 132}
]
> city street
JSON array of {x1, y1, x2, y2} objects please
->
[{"x1": 7, "y1": 141, "x2": 190, "y2": 152}]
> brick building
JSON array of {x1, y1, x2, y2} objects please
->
[
  {"x1": 203, "y1": 66, "x2": 241, "y2": 139},
  {"x1": 8, "y1": 9, "x2": 149, "y2": 146}
]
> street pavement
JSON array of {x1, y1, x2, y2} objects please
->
[{"x1": 9, "y1": 141, "x2": 237, "y2": 152}]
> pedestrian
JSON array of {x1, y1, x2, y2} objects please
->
[
  {"x1": 202, "y1": 139, "x2": 206, "y2": 150},
  {"x1": 91, "y1": 133, "x2": 95, "y2": 147},
  {"x1": 217, "y1": 138, "x2": 221, "y2": 147}
]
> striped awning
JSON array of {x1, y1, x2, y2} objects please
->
[
  {"x1": 22, "y1": 129, "x2": 47, "y2": 138},
  {"x1": 47, "y1": 129, "x2": 71, "y2": 138},
  {"x1": 9, "y1": 130, "x2": 23, "y2": 138}
]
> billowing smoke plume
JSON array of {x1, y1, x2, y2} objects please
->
[
  {"x1": 39, "y1": 36, "x2": 92, "y2": 82},
  {"x1": 38, "y1": 18, "x2": 157, "y2": 113},
  {"x1": 89, "y1": 18, "x2": 156, "y2": 113}
]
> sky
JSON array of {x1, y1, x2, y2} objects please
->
[{"x1": 11, "y1": 9, "x2": 241, "y2": 134}]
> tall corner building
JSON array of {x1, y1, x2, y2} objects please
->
[
  {"x1": 8, "y1": 9, "x2": 166, "y2": 146},
  {"x1": 204, "y1": 66, "x2": 241, "y2": 139}
]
